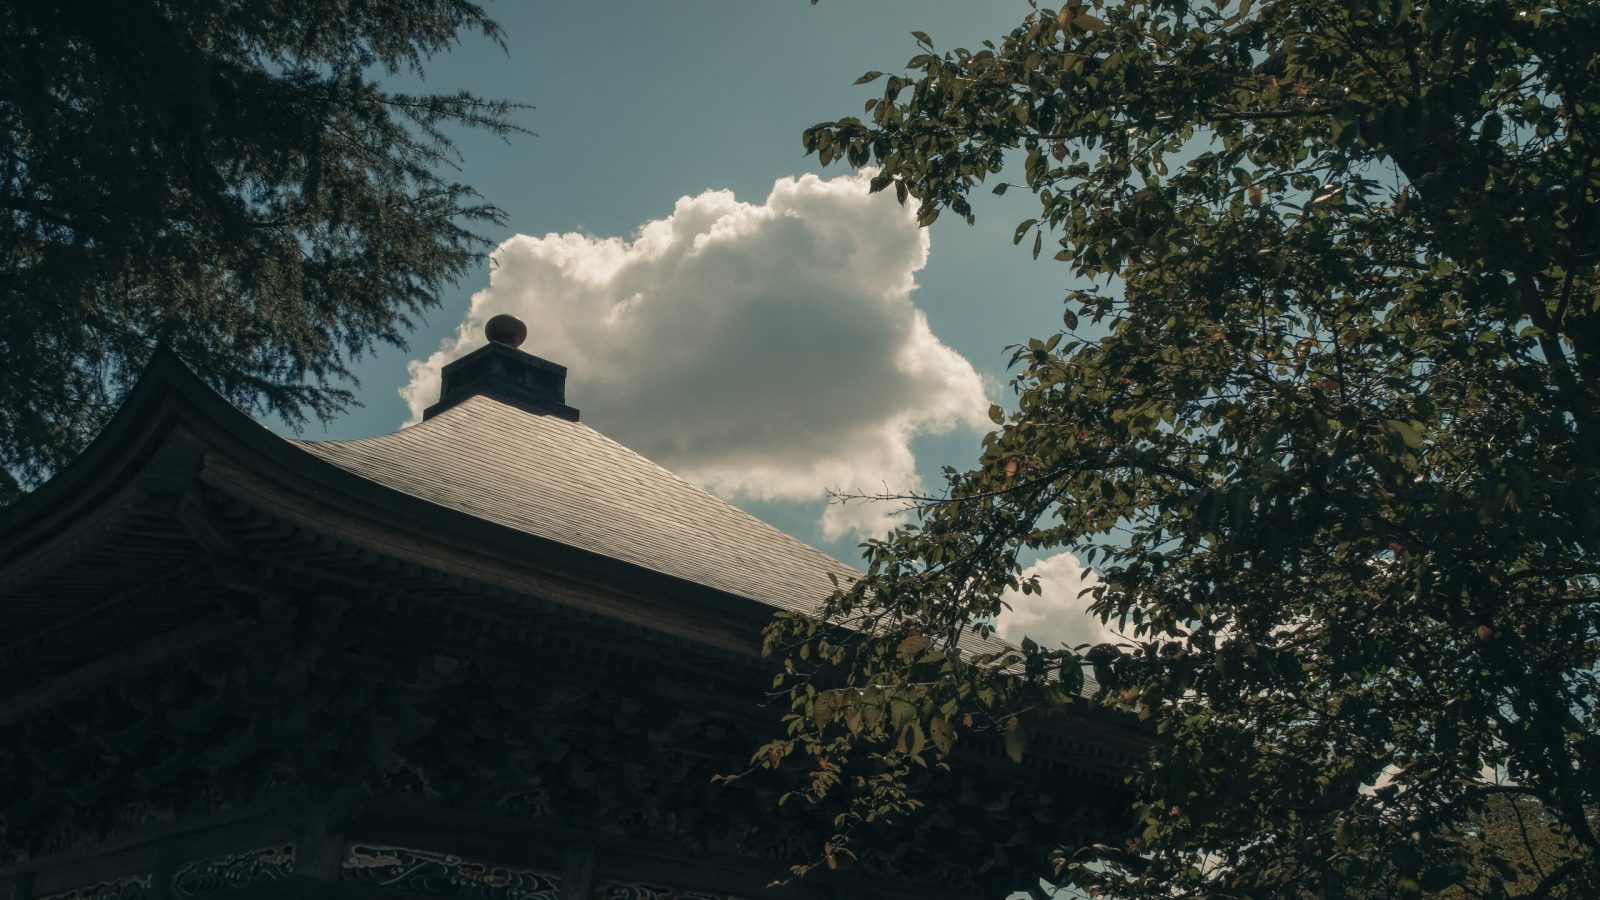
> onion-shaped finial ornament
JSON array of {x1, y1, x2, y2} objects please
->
[{"x1": 484, "y1": 313, "x2": 527, "y2": 348}]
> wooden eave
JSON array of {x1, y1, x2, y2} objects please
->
[
  {"x1": 0, "y1": 352, "x2": 1152, "y2": 772},
  {"x1": 0, "y1": 352, "x2": 788, "y2": 664}
]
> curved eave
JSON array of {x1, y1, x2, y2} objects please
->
[
  {"x1": 0, "y1": 350, "x2": 220, "y2": 553},
  {"x1": 0, "y1": 352, "x2": 781, "y2": 643}
]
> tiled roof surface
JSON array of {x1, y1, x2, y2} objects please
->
[{"x1": 293, "y1": 395, "x2": 859, "y2": 614}]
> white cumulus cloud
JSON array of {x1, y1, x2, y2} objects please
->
[
  {"x1": 995, "y1": 552, "x2": 1123, "y2": 650},
  {"x1": 402, "y1": 172, "x2": 990, "y2": 539}
]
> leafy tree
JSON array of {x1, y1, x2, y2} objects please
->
[
  {"x1": 0, "y1": 0, "x2": 520, "y2": 500},
  {"x1": 1443, "y1": 793, "x2": 1595, "y2": 899},
  {"x1": 757, "y1": 1, "x2": 1600, "y2": 896}
]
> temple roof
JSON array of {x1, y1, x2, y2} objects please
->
[
  {"x1": 0, "y1": 330, "x2": 879, "y2": 670},
  {"x1": 293, "y1": 393, "x2": 857, "y2": 616},
  {"x1": 1, "y1": 324, "x2": 1022, "y2": 688}
]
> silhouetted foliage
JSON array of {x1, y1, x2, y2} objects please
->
[
  {"x1": 0, "y1": 0, "x2": 522, "y2": 500},
  {"x1": 756, "y1": 1, "x2": 1600, "y2": 896}
]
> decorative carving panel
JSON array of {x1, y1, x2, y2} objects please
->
[
  {"x1": 37, "y1": 875, "x2": 150, "y2": 900},
  {"x1": 599, "y1": 882, "x2": 742, "y2": 900},
  {"x1": 171, "y1": 843, "x2": 295, "y2": 896},
  {"x1": 343, "y1": 843, "x2": 562, "y2": 900}
]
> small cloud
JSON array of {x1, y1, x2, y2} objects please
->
[
  {"x1": 403, "y1": 172, "x2": 990, "y2": 539},
  {"x1": 996, "y1": 552, "x2": 1122, "y2": 649}
]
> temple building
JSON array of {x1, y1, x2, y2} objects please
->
[{"x1": 0, "y1": 318, "x2": 1144, "y2": 900}]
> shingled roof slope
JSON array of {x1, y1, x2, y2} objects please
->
[{"x1": 293, "y1": 395, "x2": 860, "y2": 615}]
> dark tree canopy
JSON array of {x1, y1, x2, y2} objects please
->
[
  {"x1": 0, "y1": 0, "x2": 520, "y2": 500},
  {"x1": 756, "y1": 1, "x2": 1600, "y2": 897}
]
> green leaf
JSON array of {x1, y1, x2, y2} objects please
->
[
  {"x1": 1004, "y1": 716, "x2": 1026, "y2": 764},
  {"x1": 1384, "y1": 419, "x2": 1425, "y2": 449},
  {"x1": 929, "y1": 714, "x2": 955, "y2": 754}
]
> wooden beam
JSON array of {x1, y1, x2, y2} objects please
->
[
  {"x1": 201, "y1": 454, "x2": 772, "y2": 658},
  {"x1": 176, "y1": 489, "x2": 240, "y2": 557},
  {"x1": 3, "y1": 872, "x2": 31, "y2": 900},
  {"x1": 147, "y1": 838, "x2": 174, "y2": 900},
  {"x1": 0, "y1": 616, "x2": 243, "y2": 725},
  {"x1": 562, "y1": 843, "x2": 597, "y2": 900}
]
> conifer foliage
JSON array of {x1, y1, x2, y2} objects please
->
[{"x1": 0, "y1": 1, "x2": 520, "y2": 499}]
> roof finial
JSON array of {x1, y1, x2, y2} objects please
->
[
  {"x1": 484, "y1": 313, "x2": 527, "y2": 348},
  {"x1": 424, "y1": 312, "x2": 578, "y2": 421}
]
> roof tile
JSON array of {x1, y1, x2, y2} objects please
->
[{"x1": 293, "y1": 396, "x2": 857, "y2": 614}]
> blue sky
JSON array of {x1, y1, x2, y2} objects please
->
[{"x1": 286, "y1": 1, "x2": 1113, "y2": 649}]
